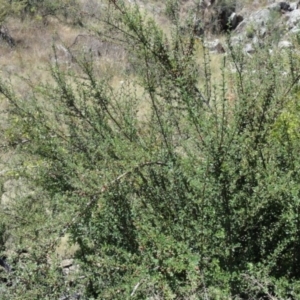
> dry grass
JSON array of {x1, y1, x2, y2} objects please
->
[
  {"x1": 0, "y1": 16, "x2": 128, "y2": 85},
  {"x1": 55, "y1": 234, "x2": 79, "y2": 258}
]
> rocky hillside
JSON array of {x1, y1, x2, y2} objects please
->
[
  {"x1": 196, "y1": 0, "x2": 300, "y2": 53},
  {"x1": 0, "y1": 1, "x2": 299, "y2": 74}
]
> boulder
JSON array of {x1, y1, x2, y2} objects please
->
[
  {"x1": 244, "y1": 43, "x2": 255, "y2": 54},
  {"x1": 290, "y1": 26, "x2": 300, "y2": 33},
  {"x1": 201, "y1": 0, "x2": 237, "y2": 33},
  {"x1": 249, "y1": 9, "x2": 272, "y2": 27},
  {"x1": 278, "y1": 40, "x2": 293, "y2": 48},
  {"x1": 290, "y1": 2, "x2": 299, "y2": 10},
  {"x1": 205, "y1": 39, "x2": 225, "y2": 53},
  {"x1": 269, "y1": 2, "x2": 293, "y2": 12},
  {"x1": 228, "y1": 12, "x2": 243, "y2": 30},
  {"x1": 61, "y1": 259, "x2": 74, "y2": 269},
  {"x1": 235, "y1": 8, "x2": 271, "y2": 39},
  {"x1": 279, "y1": 2, "x2": 294, "y2": 11},
  {"x1": 69, "y1": 35, "x2": 125, "y2": 62},
  {"x1": 286, "y1": 9, "x2": 300, "y2": 29},
  {"x1": 61, "y1": 258, "x2": 79, "y2": 276},
  {"x1": 234, "y1": 2, "x2": 299, "y2": 41}
]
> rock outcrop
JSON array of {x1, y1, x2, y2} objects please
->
[
  {"x1": 201, "y1": 0, "x2": 300, "y2": 54},
  {"x1": 200, "y1": 0, "x2": 243, "y2": 34}
]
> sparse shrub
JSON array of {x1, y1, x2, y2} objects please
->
[
  {"x1": 165, "y1": 0, "x2": 180, "y2": 23},
  {"x1": 12, "y1": 0, "x2": 79, "y2": 22},
  {"x1": 245, "y1": 23, "x2": 255, "y2": 38},
  {"x1": 0, "y1": 0, "x2": 25, "y2": 24}
]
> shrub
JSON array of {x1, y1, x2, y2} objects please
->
[
  {"x1": 1, "y1": 0, "x2": 300, "y2": 299},
  {"x1": 12, "y1": 0, "x2": 79, "y2": 22}
]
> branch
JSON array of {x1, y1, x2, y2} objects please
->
[
  {"x1": 241, "y1": 273, "x2": 277, "y2": 300},
  {"x1": 47, "y1": 161, "x2": 167, "y2": 251},
  {"x1": 130, "y1": 279, "x2": 145, "y2": 297}
]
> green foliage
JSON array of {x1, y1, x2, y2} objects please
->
[
  {"x1": 11, "y1": 0, "x2": 79, "y2": 21},
  {"x1": 165, "y1": 0, "x2": 180, "y2": 23},
  {"x1": 272, "y1": 89, "x2": 300, "y2": 142},
  {"x1": 2, "y1": 0, "x2": 300, "y2": 299},
  {"x1": 0, "y1": 0, "x2": 25, "y2": 25}
]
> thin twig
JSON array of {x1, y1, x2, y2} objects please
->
[
  {"x1": 241, "y1": 273, "x2": 277, "y2": 300},
  {"x1": 131, "y1": 279, "x2": 145, "y2": 296}
]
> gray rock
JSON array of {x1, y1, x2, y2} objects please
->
[
  {"x1": 290, "y1": 26, "x2": 300, "y2": 33},
  {"x1": 69, "y1": 35, "x2": 125, "y2": 62},
  {"x1": 278, "y1": 40, "x2": 293, "y2": 48},
  {"x1": 268, "y1": 3, "x2": 282, "y2": 11},
  {"x1": 61, "y1": 259, "x2": 74, "y2": 268},
  {"x1": 230, "y1": 35, "x2": 245, "y2": 47},
  {"x1": 201, "y1": 0, "x2": 236, "y2": 33},
  {"x1": 234, "y1": 8, "x2": 272, "y2": 38},
  {"x1": 229, "y1": 12, "x2": 243, "y2": 30},
  {"x1": 233, "y1": 1, "x2": 300, "y2": 42},
  {"x1": 61, "y1": 258, "x2": 80, "y2": 276},
  {"x1": 286, "y1": 9, "x2": 300, "y2": 29},
  {"x1": 249, "y1": 9, "x2": 272, "y2": 27},
  {"x1": 59, "y1": 292, "x2": 81, "y2": 300},
  {"x1": 205, "y1": 39, "x2": 225, "y2": 53},
  {"x1": 252, "y1": 36, "x2": 260, "y2": 45},
  {"x1": 259, "y1": 27, "x2": 268, "y2": 38},
  {"x1": 279, "y1": 2, "x2": 294, "y2": 11},
  {"x1": 235, "y1": 19, "x2": 247, "y2": 34},
  {"x1": 269, "y1": 2, "x2": 293, "y2": 12},
  {"x1": 290, "y1": 2, "x2": 299, "y2": 10},
  {"x1": 244, "y1": 43, "x2": 255, "y2": 54}
]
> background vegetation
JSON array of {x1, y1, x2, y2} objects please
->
[{"x1": 1, "y1": 0, "x2": 300, "y2": 299}]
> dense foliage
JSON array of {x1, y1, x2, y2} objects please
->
[{"x1": 1, "y1": 0, "x2": 300, "y2": 299}]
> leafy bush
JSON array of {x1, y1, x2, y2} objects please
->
[
  {"x1": 11, "y1": 0, "x2": 79, "y2": 22},
  {"x1": 0, "y1": 0, "x2": 25, "y2": 24},
  {"x1": 1, "y1": 0, "x2": 300, "y2": 299}
]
